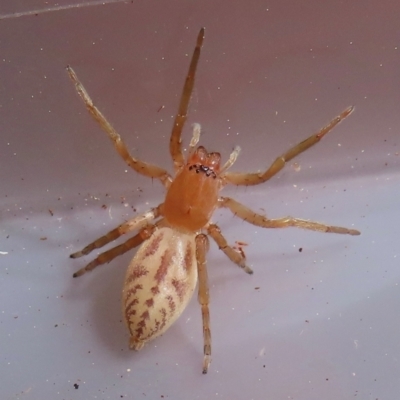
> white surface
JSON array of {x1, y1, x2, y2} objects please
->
[{"x1": 1, "y1": 1, "x2": 399, "y2": 399}]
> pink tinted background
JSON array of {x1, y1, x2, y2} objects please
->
[{"x1": 1, "y1": 1, "x2": 399, "y2": 399}]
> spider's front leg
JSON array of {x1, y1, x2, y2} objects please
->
[
  {"x1": 169, "y1": 28, "x2": 205, "y2": 171},
  {"x1": 195, "y1": 233, "x2": 212, "y2": 374},
  {"x1": 67, "y1": 66, "x2": 172, "y2": 187},
  {"x1": 222, "y1": 106, "x2": 354, "y2": 186},
  {"x1": 219, "y1": 197, "x2": 360, "y2": 235}
]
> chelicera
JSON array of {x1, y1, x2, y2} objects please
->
[{"x1": 67, "y1": 28, "x2": 360, "y2": 374}]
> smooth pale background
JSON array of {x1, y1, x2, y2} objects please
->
[{"x1": 1, "y1": 1, "x2": 399, "y2": 399}]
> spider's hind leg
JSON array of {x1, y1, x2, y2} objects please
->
[
  {"x1": 219, "y1": 196, "x2": 360, "y2": 236},
  {"x1": 70, "y1": 206, "x2": 162, "y2": 259},
  {"x1": 72, "y1": 224, "x2": 157, "y2": 277}
]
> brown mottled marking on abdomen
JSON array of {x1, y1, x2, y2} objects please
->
[
  {"x1": 150, "y1": 286, "x2": 160, "y2": 295},
  {"x1": 125, "y1": 297, "x2": 139, "y2": 324},
  {"x1": 184, "y1": 242, "x2": 194, "y2": 271},
  {"x1": 139, "y1": 231, "x2": 164, "y2": 260},
  {"x1": 134, "y1": 326, "x2": 144, "y2": 338},
  {"x1": 145, "y1": 298, "x2": 154, "y2": 308},
  {"x1": 154, "y1": 249, "x2": 173, "y2": 283},
  {"x1": 158, "y1": 308, "x2": 167, "y2": 331},
  {"x1": 124, "y1": 284, "x2": 143, "y2": 301},
  {"x1": 126, "y1": 264, "x2": 148, "y2": 283},
  {"x1": 171, "y1": 278, "x2": 189, "y2": 302},
  {"x1": 140, "y1": 310, "x2": 150, "y2": 321},
  {"x1": 165, "y1": 295, "x2": 176, "y2": 314}
]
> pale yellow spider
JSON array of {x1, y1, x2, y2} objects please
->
[{"x1": 68, "y1": 28, "x2": 360, "y2": 374}]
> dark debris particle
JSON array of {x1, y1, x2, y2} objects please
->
[
  {"x1": 73, "y1": 383, "x2": 79, "y2": 389},
  {"x1": 299, "y1": 247, "x2": 303, "y2": 252}
]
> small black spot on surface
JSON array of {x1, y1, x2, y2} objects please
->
[
  {"x1": 73, "y1": 383, "x2": 79, "y2": 389},
  {"x1": 299, "y1": 247, "x2": 303, "y2": 252}
]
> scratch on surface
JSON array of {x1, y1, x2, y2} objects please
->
[{"x1": 0, "y1": 0, "x2": 127, "y2": 20}]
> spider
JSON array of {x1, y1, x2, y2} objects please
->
[{"x1": 67, "y1": 28, "x2": 360, "y2": 374}]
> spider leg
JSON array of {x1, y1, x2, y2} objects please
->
[
  {"x1": 219, "y1": 146, "x2": 241, "y2": 175},
  {"x1": 70, "y1": 206, "x2": 162, "y2": 259},
  {"x1": 195, "y1": 233, "x2": 212, "y2": 374},
  {"x1": 170, "y1": 28, "x2": 205, "y2": 171},
  {"x1": 222, "y1": 106, "x2": 354, "y2": 186},
  {"x1": 207, "y1": 223, "x2": 253, "y2": 274},
  {"x1": 219, "y1": 196, "x2": 361, "y2": 235},
  {"x1": 72, "y1": 224, "x2": 157, "y2": 277},
  {"x1": 67, "y1": 66, "x2": 172, "y2": 187},
  {"x1": 187, "y1": 123, "x2": 201, "y2": 159}
]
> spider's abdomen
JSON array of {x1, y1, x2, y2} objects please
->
[
  {"x1": 122, "y1": 227, "x2": 197, "y2": 350},
  {"x1": 163, "y1": 163, "x2": 220, "y2": 231}
]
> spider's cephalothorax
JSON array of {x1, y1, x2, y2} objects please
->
[
  {"x1": 68, "y1": 27, "x2": 360, "y2": 374},
  {"x1": 163, "y1": 146, "x2": 222, "y2": 232}
]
